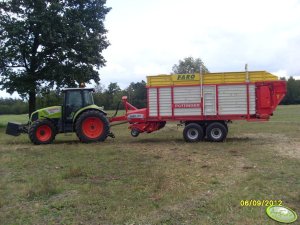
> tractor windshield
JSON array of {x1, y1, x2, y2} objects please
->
[{"x1": 83, "y1": 90, "x2": 94, "y2": 106}]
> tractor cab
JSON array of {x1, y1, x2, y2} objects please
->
[
  {"x1": 63, "y1": 88, "x2": 95, "y2": 121},
  {"x1": 61, "y1": 88, "x2": 102, "y2": 132}
]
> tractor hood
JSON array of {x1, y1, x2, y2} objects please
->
[{"x1": 30, "y1": 106, "x2": 62, "y2": 122}]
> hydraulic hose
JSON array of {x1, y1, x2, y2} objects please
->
[{"x1": 110, "y1": 101, "x2": 121, "y2": 119}]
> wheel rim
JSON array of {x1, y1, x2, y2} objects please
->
[
  {"x1": 187, "y1": 128, "x2": 199, "y2": 140},
  {"x1": 36, "y1": 125, "x2": 52, "y2": 142},
  {"x1": 131, "y1": 129, "x2": 139, "y2": 136},
  {"x1": 211, "y1": 128, "x2": 222, "y2": 139},
  {"x1": 82, "y1": 117, "x2": 103, "y2": 139}
]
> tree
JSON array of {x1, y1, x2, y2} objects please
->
[
  {"x1": 105, "y1": 82, "x2": 121, "y2": 109},
  {"x1": 94, "y1": 82, "x2": 105, "y2": 93},
  {"x1": 0, "y1": 0, "x2": 111, "y2": 116},
  {"x1": 172, "y1": 57, "x2": 209, "y2": 74},
  {"x1": 281, "y1": 76, "x2": 300, "y2": 104},
  {"x1": 36, "y1": 90, "x2": 62, "y2": 109},
  {"x1": 125, "y1": 80, "x2": 146, "y2": 108},
  {"x1": 0, "y1": 97, "x2": 28, "y2": 114}
]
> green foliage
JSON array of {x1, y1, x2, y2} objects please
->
[
  {"x1": 172, "y1": 57, "x2": 209, "y2": 74},
  {"x1": 281, "y1": 76, "x2": 300, "y2": 104},
  {"x1": 0, "y1": 98, "x2": 28, "y2": 114},
  {"x1": 105, "y1": 82, "x2": 122, "y2": 109},
  {"x1": 124, "y1": 80, "x2": 147, "y2": 108},
  {"x1": 36, "y1": 90, "x2": 63, "y2": 109},
  {"x1": 93, "y1": 81, "x2": 147, "y2": 110},
  {"x1": 93, "y1": 82, "x2": 122, "y2": 110},
  {"x1": 0, "y1": 0, "x2": 111, "y2": 115}
]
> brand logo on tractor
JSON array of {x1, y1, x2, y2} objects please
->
[
  {"x1": 177, "y1": 74, "x2": 195, "y2": 80},
  {"x1": 46, "y1": 108, "x2": 61, "y2": 114}
]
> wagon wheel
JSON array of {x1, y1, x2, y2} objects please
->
[
  {"x1": 131, "y1": 129, "x2": 140, "y2": 137},
  {"x1": 183, "y1": 123, "x2": 204, "y2": 142},
  {"x1": 206, "y1": 122, "x2": 228, "y2": 142}
]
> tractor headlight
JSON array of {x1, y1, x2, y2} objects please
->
[{"x1": 31, "y1": 112, "x2": 38, "y2": 122}]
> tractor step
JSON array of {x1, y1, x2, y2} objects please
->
[{"x1": 108, "y1": 131, "x2": 115, "y2": 138}]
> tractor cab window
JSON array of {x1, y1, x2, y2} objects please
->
[
  {"x1": 83, "y1": 90, "x2": 94, "y2": 106},
  {"x1": 65, "y1": 91, "x2": 83, "y2": 120}
]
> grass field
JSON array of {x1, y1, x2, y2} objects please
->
[{"x1": 0, "y1": 105, "x2": 299, "y2": 224}]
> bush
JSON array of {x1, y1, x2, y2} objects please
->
[{"x1": 0, "y1": 98, "x2": 28, "y2": 115}]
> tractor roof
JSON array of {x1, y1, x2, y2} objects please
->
[{"x1": 62, "y1": 88, "x2": 95, "y2": 92}]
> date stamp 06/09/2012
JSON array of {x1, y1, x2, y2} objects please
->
[{"x1": 240, "y1": 200, "x2": 283, "y2": 207}]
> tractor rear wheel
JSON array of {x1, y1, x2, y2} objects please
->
[
  {"x1": 29, "y1": 119, "x2": 56, "y2": 145},
  {"x1": 75, "y1": 110, "x2": 109, "y2": 143}
]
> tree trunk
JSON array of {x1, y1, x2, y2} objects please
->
[{"x1": 28, "y1": 90, "x2": 36, "y2": 118}]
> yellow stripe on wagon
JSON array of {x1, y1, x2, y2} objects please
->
[{"x1": 147, "y1": 71, "x2": 278, "y2": 86}]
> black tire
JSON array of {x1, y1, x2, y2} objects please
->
[
  {"x1": 206, "y1": 122, "x2": 227, "y2": 142},
  {"x1": 75, "y1": 110, "x2": 109, "y2": 143},
  {"x1": 159, "y1": 121, "x2": 166, "y2": 129},
  {"x1": 224, "y1": 123, "x2": 228, "y2": 132},
  {"x1": 29, "y1": 119, "x2": 56, "y2": 145},
  {"x1": 183, "y1": 123, "x2": 204, "y2": 142},
  {"x1": 131, "y1": 129, "x2": 140, "y2": 137}
]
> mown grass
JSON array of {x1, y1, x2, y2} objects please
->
[
  {"x1": 0, "y1": 105, "x2": 299, "y2": 224},
  {"x1": 0, "y1": 114, "x2": 28, "y2": 128}
]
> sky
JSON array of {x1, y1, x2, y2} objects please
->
[{"x1": 1, "y1": 0, "x2": 300, "y2": 98}]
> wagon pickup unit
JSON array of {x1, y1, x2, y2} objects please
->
[{"x1": 6, "y1": 70, "x2": 286, "y2": 144}]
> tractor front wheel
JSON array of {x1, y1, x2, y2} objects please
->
[
  {"x1": 75, "y1": 110, "x2": 109, "y2": 143},
  {"x1": 29, "y1": 120, "x2": 56, "y2": 145}
]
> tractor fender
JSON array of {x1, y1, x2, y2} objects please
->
[{"x1": 73, "y1": 105, "x2": 107, "y2": 126}]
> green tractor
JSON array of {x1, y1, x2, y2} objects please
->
[{"x1": 6, "y1": 88, "x2": 112, "y2": 144}]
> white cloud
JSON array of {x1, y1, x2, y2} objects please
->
[
  {"x1": 0, "y1": 90, "x2": 20, "y2": 99},
  {"x1": 272, "y1": 70, "x2": 289, "y2": 79},
  {"x1": 2, "y1": 0, "x2": 300, "y2": 97},
  {"x1": 100, "y1": 0, "x2": 300, "y2": 83}
]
